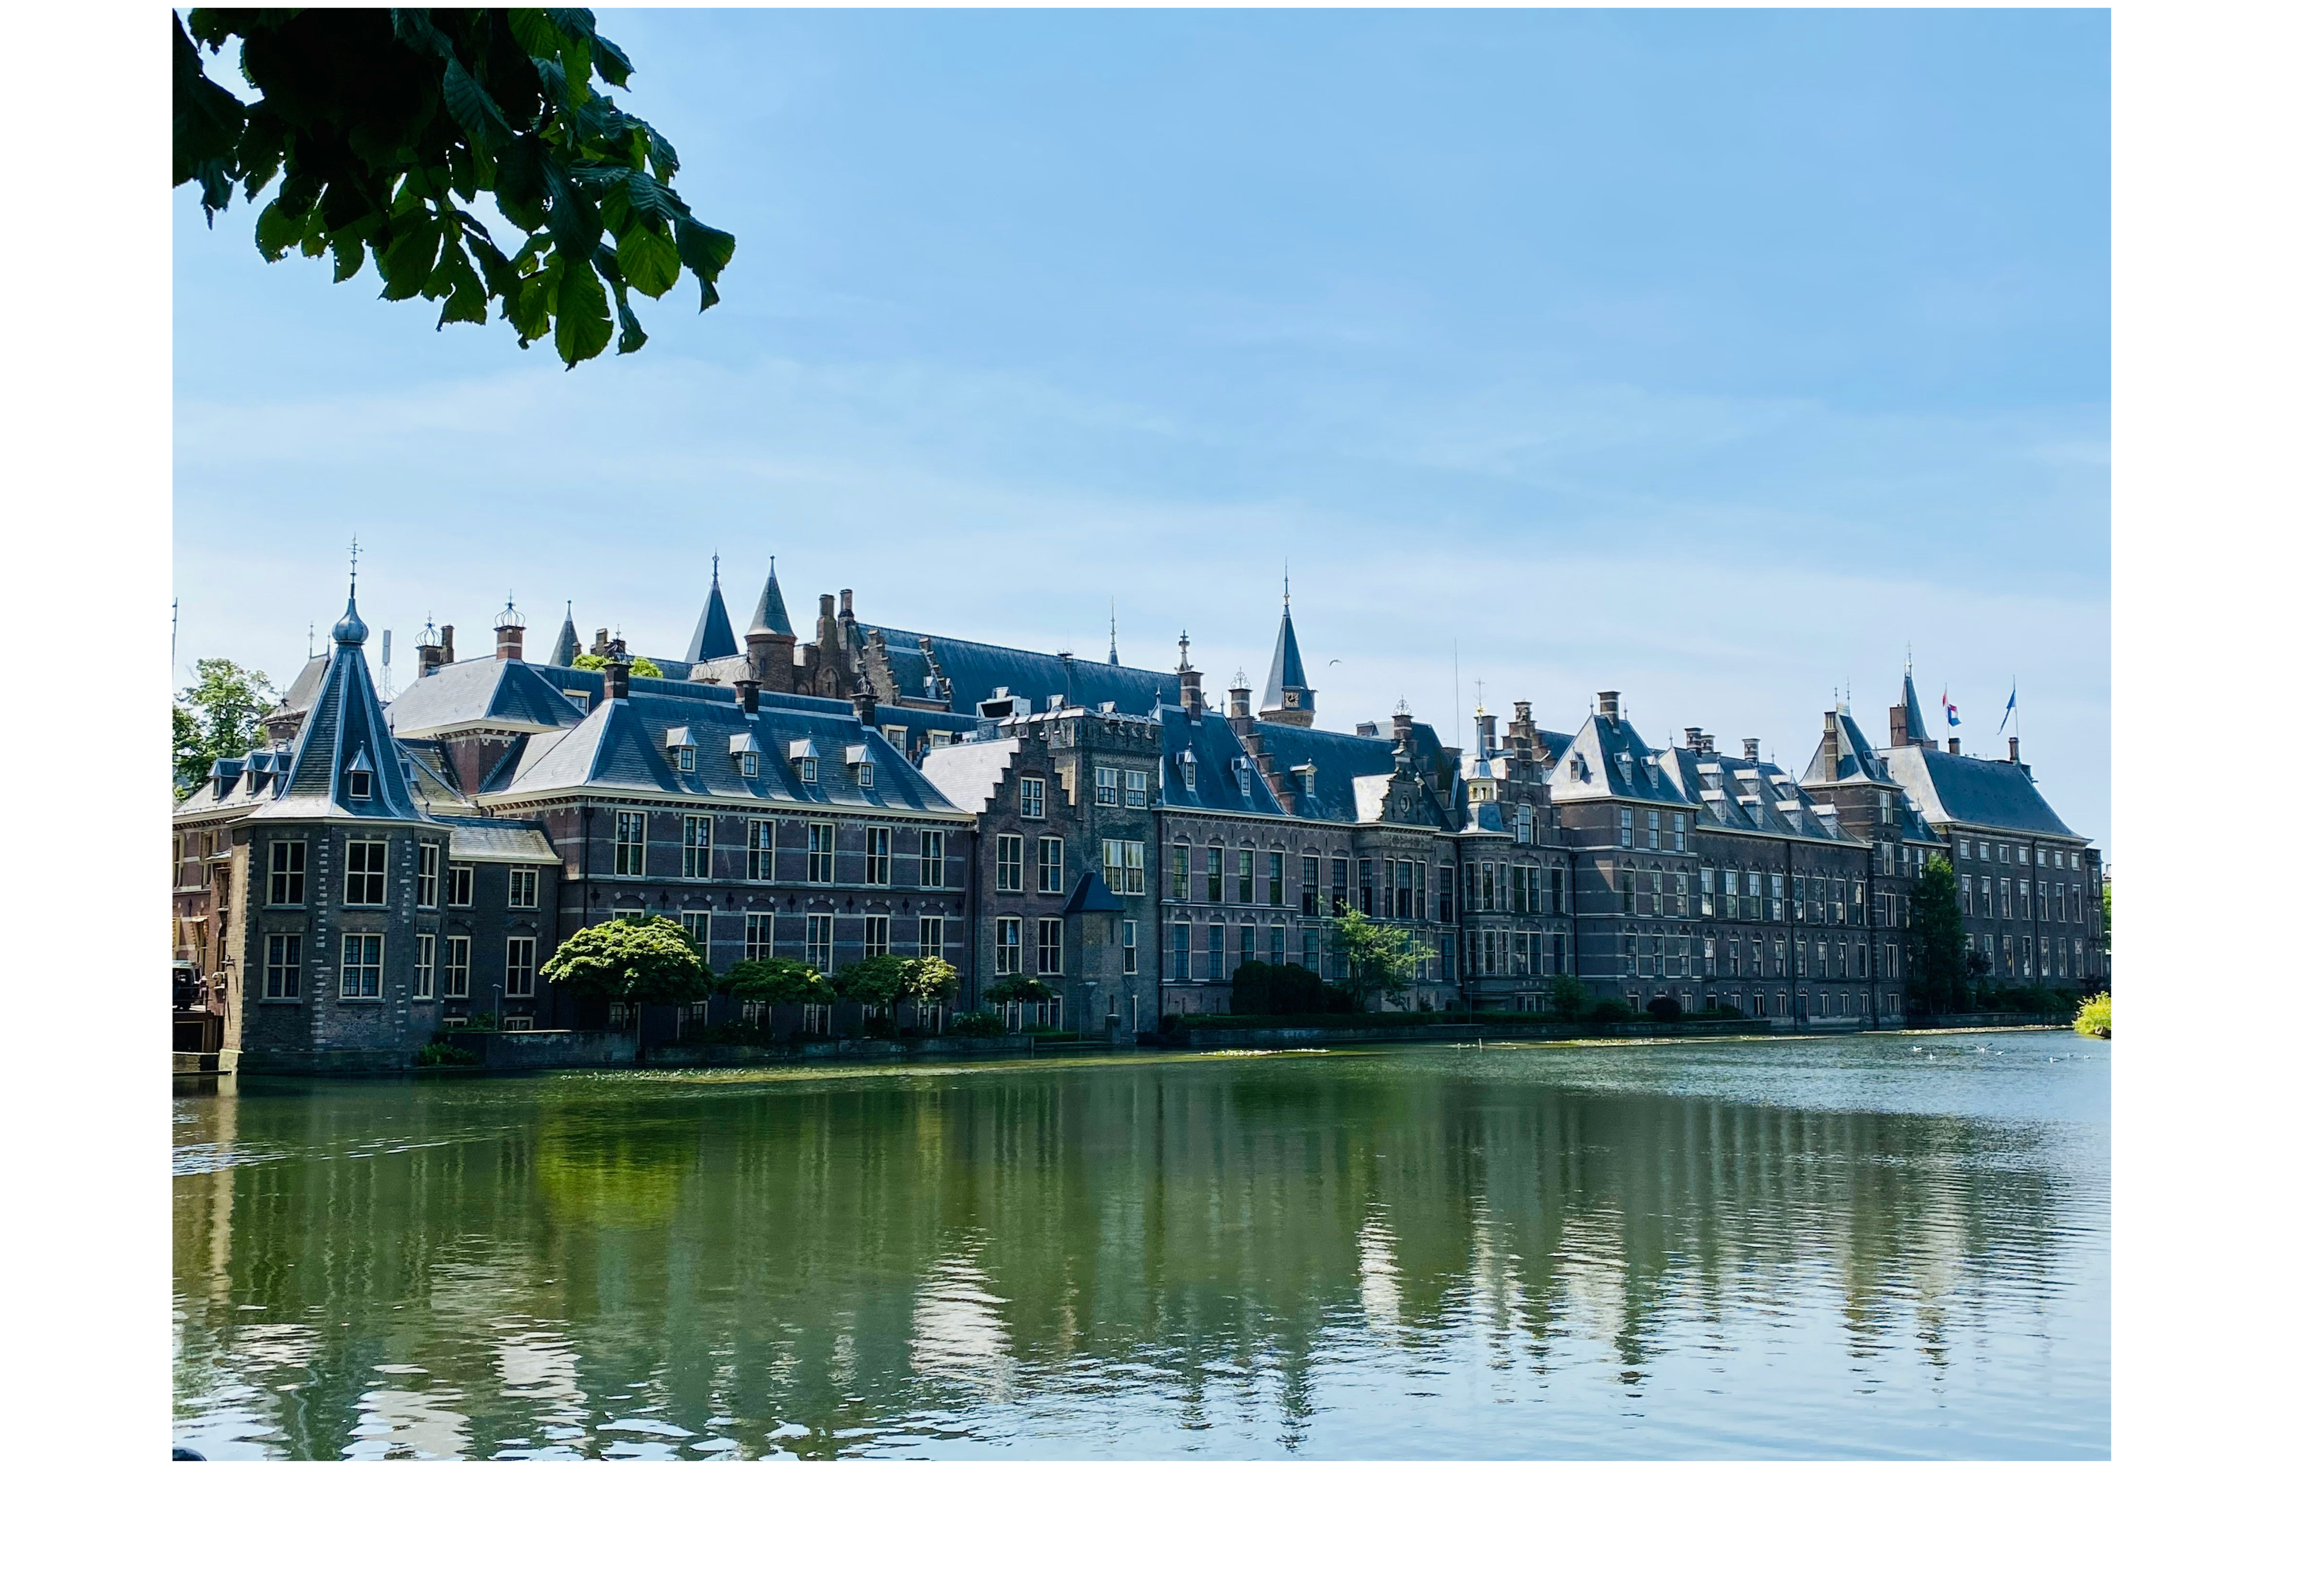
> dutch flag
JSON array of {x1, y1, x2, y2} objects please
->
[{"x1": 1941, "y1": 689, "x2": 1960, "y2": 728}]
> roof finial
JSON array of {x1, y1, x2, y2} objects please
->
[
  {"x1": 712, "y1": 552, "x2": 720, "y2": 585},
  {"x1": 1177, "y1": 629, "x2": 1192, "y2": 668},
  {"x1": 1283, "y1": 561, "x2": 1290, "y2": 610},
  {"x1": 1108, "y1": 599, "x2": 1119, "y2": 666}
]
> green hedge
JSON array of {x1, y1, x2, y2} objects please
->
[{"x1": 1176, "y1": 1009, "x2": 1746, "y2": 1032}]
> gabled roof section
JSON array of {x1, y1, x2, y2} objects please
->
[
  {"x1": 259, "y1": 589, "x2": 427, "y2": 823},
  {"x1": 1246, "y1": 717, "x2": 1433, "y2": 825},
  {"x1": 1803, "y1": 710, "x2": 1896, "y2": 787},
  {"x1": 1546, "y1": 709, "x2": 1694, "y2": 807},
  {"x1": 917, "y1": 739, "x2": 1017, "y2": 814},
  {"x1": 868, "y1": 624, "x2": 1180, "y2": 717},
  {"x1": 1660, "y1": 745, "x2": 1849, "y2": 843},
  {"x1": 749, "y1": 558, "x2": 794, "y2": 636},
  {"x1": 385, "y1": 655, "x2": 588, "y2": 737},
  {"x1": 1880, "y1": 745, "x2": 2085, "y2": 841},
  {"x1": 686, "y1": 561, "x2": 740, "y2": 662}
]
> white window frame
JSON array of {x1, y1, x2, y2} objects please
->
[
  {"x1": 1020, "y1": 777, "x2": 1046, "y2": 819},
  {"x1": 805, "y1": 913, "x2": 834, "y2": 971},
  {"x1": 747, "y1": 818, "x2": 774, "y2": 882},
  {"x1": 808, "y1": 822, "x2": 836, "y2": 883},
  {"x1": 413, "y1": 933, "x2": 435, "y2": 999},
  {"x1": 268, "y1": 840, "x2": 306, "y2": 907},
  {"x1": 263, "y1": 932, "x2": 301, "y2": 999},
  {"x1": 508, "y1": 867, "x2": 539, "y2": 909},
  {"x1": 920, "y1": 830, "x2": 946, "y2": 888},
  {"x1": 865, "y1": 826, "x2": 892, "y2": 885},
  {"x1": 344, "y1": 839, "x2": 388, "y2": 907},
  {"x1": 614, "y1": 810, "x2": 646, "y2": 876},
  {"x1": 1037, "y1": 835, "x2": 1063, "y2": 895},
  {"x1": 444, "y1": 936, "x2": 471, "y2": 998},
  {"x1": 505, "y1": 936, "x2": 536, "y2": 997},
  {"x1": 339, "y1": 933, "x2": 384, "y2": 999},
  {"x1": 416, "y1": 841, "x2": 439, "y2": 908},
  {"x1": 744, "y1": 912, "x2": 774, "y2": 962}
]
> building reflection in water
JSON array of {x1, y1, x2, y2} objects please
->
[{"x1": 172, "y1": 1046, "x2": 2103, "y2": 1460}]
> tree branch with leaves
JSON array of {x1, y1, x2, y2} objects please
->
[{"x1": 175, "y1": 7, "x2": 736, "y2": 367}]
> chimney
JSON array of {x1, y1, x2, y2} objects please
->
[
  {"x1": 1598, "y1": 689, "x2": 1620, "y2": 723},
  {"x1": 1391, "y1": 708, "x2": 1414, "y2": 748},
  {"x1": 495, "y1": 602, "x2": 525, "y2": 660},
  {"x1": 603, "y1": 638, "x2": 631, "y2": 701},
  {"x1": 418, "y1": 638, "x2": 443, "y2": 677},
  {"x1": 1742, "y1": 737, "x2": 1760, "y2": 761},
  {"x1": 1176, "y1": 632, "x2": 1204, "y2": 721},
  {"x1": 1060, "y1": 650, "x2": 1079, "y2": 709},
  {"x1": 594, "y1": 627, "x2": 609, "y2": 654},
  {"x1": 1356, "y1": 721, "x2": 1380, "y2": 737},
  {"x1": 1477, "y1": 709, "x2": 1498, "y2": 754},
  {"x1": 1228, "y1": 678, "x2": 1253, "y2": 725},
  {"x1": 2007, "y1": 736, "x2": 2020, "y2": 767},
  {"x1": 439, "y1": 623, "x2": 455, "y2": 665},
  {"x1": 1684, "y1": 727, "x2": 1702, "y2": 753},
  {"x1": 838, "y1": 588, "x2": 855, "y2": 620},
  {"x1": 851, "y1": 680, "x2": 878, "y2": 726},
  {"x1": 1889, "y1": 702, "x2": 1911, "y2": 748},
  {"x1": 736, "y1": 678, "x2": 760, "y2": 715},
  {"x1": 1948, "y1": 736, "x2": 1961, "y2": 756}
]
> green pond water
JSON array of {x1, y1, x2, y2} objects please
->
[{"x1": 172, "y1": 1030, "x2": 2108, "y2": 1459}]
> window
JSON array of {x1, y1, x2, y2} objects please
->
[
  {"x1": 445, "y1": 936, "x2": 471, "y2": 997},
  {"x1": 1302, "y1": 855, "x2": 1321, "y2": 915},
  {"x1": 614, "y1": 811, "x2": 646, "y2": 875},
  {"x1": 268, "y1": 841, "x2": 305, "y2": 906},
  {"x1": 676, "y1": 745, "x2": 697, "y2": 774},
  {"x1": 739, "y1": 751, "x2": 759, "y2": 779},
  {"x1": 1618, "y1": 812, "x2": 1634, "y2": 849},
  {"x1": 345, "y1": 840, "x2": 388, "y2": 906},
  {"x1": 1037, "y1": 918, "x2": 1064, "y2": 975},
  {"x1": 1122, "y1": 920, "x2": 1138, "y2": 975},
  {"x1": 1209, "y1": 924, "x2": 1227, "y2": 979},
  {"x1": 1770, "y1": 875, "x2": 1785, "y2": 921},
  {"x1": 806, "y1": 913, "x2": 834, "y2": 971},
  {"x1": 339, "y1": 933, "x2": 383, "y2": 998},
  {"x1": 865, "y1": 915, "x2": 891, "y2": 961},
  {"x1": 808, "y1": 823, "x2": 836, "y2": 883},
  {"x1": 997, "y1": 835, "x2": 1025, "y2": 892},
  {"x1": 920, "y1": 916, "x2": 945, "y2": 964},
  {"x1": 1237, "y1": 849, "x2": 1255, "y2": 904},
  {"x1": 1171, "y1": 844, "x2": 1191, "y2": 901},
  {"x1": 1170, "y1": 923, "x2": 1191, "y2": 981},
  {"x1": 855, "y1": 760, "x2": 875, "y2": 789},
  {"x1": 1304, "y1": 926, "x2": 1321, "y2": 975},
  {"x1": 508, "y1": 867, "x2": 539, "y2": 909},
  {"x1": 748, "y1": 819, "x2": 774, "y2": 881},
  {"x1": 996, "y1": 916, "x2": 1024, "y2": 974},
  {"x1": 506, "y1": 937, "x2": 536, "y2": 997},
  {"x1": 2019, "y1": 879, "x2": 2032, "y2": 919},
  {"x1": 1096, "y1": 767, "x2": 1119, "y2": 806},
  {"x1": 920, "y1": 830, "x2": 946, "y2": 888},
  {"x1": 1181, "y1": 754, "x2": 1197, "y2": 794},
  {"x1": 1126, "y1": 770, "x2": 1149, "y2": 808},
  {"x1": 745, "y1": 912, "x2": 773, "y2": 961},
  {"x1": 347, "y1": 769, "x2": 371, "y2": 800},
  {"x1": 866, "y1": 826, "x2": 892, "y2": 885},
  {"x1": 1673, "y1": 814, "x2": 1687, "y2": 852},
  {"x1": 1515, "y1": 807, "x2": 1533, "y2": 846},
  {"x1": 1647, "y1": 813, "x2": 1662, "y2": 851},
  {"x1": 1206, "y1": 846, "x2": 1224, "y2": 903},
  {"x1": 1103, "y1": 839, "x2": 1146, "y2": 896},
  {"x1": 416, "y1": 842, "x2": 438, "y2": 907},
  {"x1": 682, "y1": 816, "x2": 712, "y2": 878},
  {"x1": 798, "y1": 756, "x2": 818, "y2": 786},
  {"x1": 447, "y1": 863, "x2": 474, "y2": 907},
  {"x1": 413, "y1": 934, "x2": 434, "y2": 999},
  {"x1": 1268, "y1": 850, "x2": 1284, "y2": 905},
  {"x1": 263, "y1": 933, "x2": 301, "y2": 999},
  {"x1": 681, "y1": 911, "x2": 710, "y2": 951},
  {"x1": 1700, "y1": 868, "x2": 1715, "y2": 918},
  {"x1": 1020, "y1": 777, "x2": 1046, "y2": 819},
  {"x1": 1037, "y1": 836, "x2": 1064, "y2": 895}
]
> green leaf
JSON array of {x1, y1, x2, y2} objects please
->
[
  {"x1": 254, "y1": 198, "x2": 305, "y2": 262},
  {"x1": 552, "y1": 258, "x2": 613, "y2": 366},
  {"x1": 328, "y1": 232, "x2": 366, "y2": 283},
  {"x1": 377, "y1": 215, "x2": 442, "y2": 299},
  {"x1": 507, "y1": 9, "x2": 564, "y2": 58},
  {"x1": 441, "y1": 56, "x2": 515, "y2": 152},
  {"x1": 614, "y1": 219, "x2": 679, "y2": 298},
  {"x1": 674, "y1": 217, "x2": 736, "y2": 311}
]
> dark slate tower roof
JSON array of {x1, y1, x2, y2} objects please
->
[
  {"x1": 549, "y1": 603, "x2": 581, "y2": 668},
  {"x1": 264, "y1": 583, "x2": 427, "y2": 822},
  {"x1": 1258, "y1": 581, "x2": 1316, "y2": 725},
  {"x1": 749, "y1": 557, "x2": 794, "y2": 637},
  {"x1": 687, "y1": 557, "x2": 740, "y2": 662},
  {"x1": 1898, "y1": 667, "x2": 1931, "y2": 746}
]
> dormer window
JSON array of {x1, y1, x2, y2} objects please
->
[
  {"x1": 1293, "y1": 762, "x2": 1316, "y2": 798},
  {"x1": 857, "y1": 761, "x2": 875, "y2": 789},
  {"x1": 1180, "y1": 750, "x2": 1197, "y2": 793},
  {"x1": 739, "y1": 752, "x2": 759, "y2": 779},
  {"x1": 347, "y1": 770, "x2": 370, "y2": 799},
  {"x1": 666, "y1": 726, "x2": 696, "y2": 772},
  {"x1": 800, "y1": 757, "x2": 818, "y2": 785},
  {"x1": 676, "y1": 746, "x2": 696, "y2": 773}
]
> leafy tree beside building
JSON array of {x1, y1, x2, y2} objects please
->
[
  {"x1": 539, "y1": 916, "x2": 712, "y2": 1055},
  {"x1": 1906, "y1": 854, "x2": 1970, "y2": 1014},
  {"x1": 174, "y1": 658, "x2": 277, "y2": 797},
  {"x1": 1330, "y1": 905, "x2": 1423, "y2": 1010}
]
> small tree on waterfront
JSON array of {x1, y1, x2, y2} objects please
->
[
  {"x1": 1330, "y1": 905, "x2": 1421, "y2": 1010},
  {"x1": 981, "y1": 975, "x2": 1054, "y2": 1008},
  {"x1": 1547, "y1": 974, "x2": 1594, "y2": 1019},
  {"x1": 1906, "y1": 855, "x2": 1970, "y2": 1014},
  {"x1": 718, "y1": 957, "x2": 833, "y2": 1014},
  {"x1": 540, "y1": 916, "x2": 712, "y2": 1056}
]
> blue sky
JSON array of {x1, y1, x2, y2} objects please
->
[{"x1": 173, "y1": 7, "x2": 2109, "y2": 854}]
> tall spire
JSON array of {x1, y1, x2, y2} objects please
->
[
  {"x1": 1892, "y1": 655, "x2": 1933, "y2": 748},
  {"x1": 686, "y1": 560, "x2": 739, "y2": 661},
  {"x1": 749, "y1": 556, "x2": 794, "y2": 638},
  {"x1": 1258, "y1": 580, "x2": 1315, "y2": 727},
  {"x1": 550, "y1": 602, "x2": 580, "y2": 668},
  {"x1": 1108, "y1": 600, "x2": 1119, "y2": 666}
]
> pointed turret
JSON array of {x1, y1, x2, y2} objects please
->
[
  {"x1": 1889, "y1": 656, "x2": 1935, "y2": 749},
  {"x1": 749, "y1": 557, "x2": 795, "y2": 638},
  {"x1": 1108, "y1": 601, "x2": 1120, "y2": 667},
  {"x1": 549, "y1": 603, "x2": 580, "y2": 667},
  {"x1": 266, "y1": 580, "x2": 425, "y2": 821},
  {"x1": 1258, "y1": 579, "x2": 1316, "y2": 727},
  {"x1": 686, "y1": 556, "x2": 740, "y2": 662}
]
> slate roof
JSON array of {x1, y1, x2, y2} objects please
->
[
  {"x1": 548, "y1": 607, "x2": 581, "y2": 668},
  {"x1": 1260, "y1": 603, "x2": 1310, "y2": 712},
  {"x1": 1879, "y1": 745, "x2": 2086, "y2": 842},
  {"x1": 386, "y1": 655, "x2": 590, "y2": 737},
  {"x1": 686, "y1": 564, "x2": 740, "y2": 662},
  {"x1": 1654, "y1": 745, "x2": 1851, "y2": 844},
  {"x1": 442, "y1": 815, "x2": 564, "y2": 862},
  {"x1": 867, "y1": 624, "x2": 1181, "y2": 717},
  {"x1": 1802, "y1": 710, "x2": 1894, "y2": 787},
  {"x1": 276, "y1": 651, "x2": 330, "y2": 717},
  {"x1": 1061, "y1": 871, "x2": 1125, "y2": 913},
  {"x1": 1898, "y1": 670, "x2": 1932, "y2": 746},
  {"x1": 749, "y1": 560, "x2": 794, "y2": 636},
  {"x1": 1546, "y1": 709, "x2": 1696, "y2": 808},
  {"x1": 241, "y1": 590, "x2": 430, "y2": 824},
  {"x1": 487, "y1": 693, "x2": 962, "y2": 816}
]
